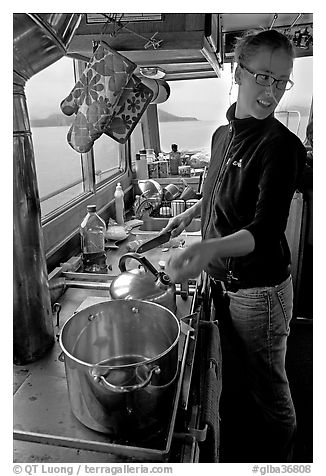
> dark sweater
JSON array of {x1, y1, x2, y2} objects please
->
[{"x1": 201, "y1": 103, "x2": 306, "y2": 288}]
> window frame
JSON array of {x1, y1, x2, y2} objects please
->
[{"x1": 42, "y1": 147, "x2": 130, "y2": 261}]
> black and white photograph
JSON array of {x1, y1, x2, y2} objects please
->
[{"x1": 12, "y1": 8, "x2": 316, "y2": 474}]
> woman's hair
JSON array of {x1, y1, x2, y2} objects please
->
[{"x1": 234, "y1": 29, "x2": 296, "y2": 65}]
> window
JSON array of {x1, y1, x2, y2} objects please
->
[
  {"x1": 276, "y1": 56, "x2": 313, "y2": 141},
  {"x1": 25, "y1": 57, "x2": 85, "y2": 217},
  {"x1": 157, "y1": 67, "x2": 236, "y2": 159},
  {"x1": 129, "y1": 121, "x2": 145, "y2": 169},
  {"x1": 157, "y1": 56, "x2": 312, "y2": 159},
  {"x1": 93, "y1": 134, "x2": 124, "y2": 185}
]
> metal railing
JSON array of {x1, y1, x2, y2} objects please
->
[
  {"x1": 275, "y1": 110, "x2": 301, "y2": 135},
  {"x1": 40, "y1": 178, "x2": 83, "y2": 203}
]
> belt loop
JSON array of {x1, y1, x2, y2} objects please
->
[
  {"x1": 210, "y1": 276, "x2": 228, "y2": 296},
  {"x1": 220, "y1": 281, "x2": 227, "y2": 295}
]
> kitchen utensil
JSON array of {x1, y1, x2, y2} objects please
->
[
  {"x1": 135, "y1": 231, "x2": 171, "y2": 254},
  {"x1": 197, "y1": 166, "x2": 208, "y2": 196},
  {"x1": 59, "y1": 299, "x2": 180, "y2": 436},
  {"x1": 136, "y1": 179, "x2": 163, "y2": 201},
  {"x1": 163, "y1": 183, "x2": 181, "y2": 201},
  {"x1": 110, "y1": 252, "x2": 177, "y2": 313},
  {"x1": 178, "y1": 165, "x2": 191, "y2": 177},
  {"x1": 179, "y1": 186, "x2": 197, "y2": 201},
  {"x1": 134, "y1": 179, "x2": 163, "y2": 214}
]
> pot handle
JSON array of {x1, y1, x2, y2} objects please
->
[
  {"x1": 92, "y1": 364, "x2": 161, "y2": 393},
  {"x1": 118, "y1": 252, "x2": 159, "y2": 278}
]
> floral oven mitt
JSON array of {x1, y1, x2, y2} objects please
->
[{"x1": 60, "y1": 42, "x2": 153, "y2": 152}]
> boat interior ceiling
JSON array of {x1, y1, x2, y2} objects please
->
[{"x1": 67, "y1": 13, "x2": 313, "y2": 81}]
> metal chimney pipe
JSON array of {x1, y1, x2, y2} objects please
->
[{"x1": 13, "y1": 13, "x2": 82, "y2": 364}]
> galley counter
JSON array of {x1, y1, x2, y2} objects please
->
[{"x1": 13, "y1": 227, "x2": 222, "y2": 463}]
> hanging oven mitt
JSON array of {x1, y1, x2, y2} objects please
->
[
  {"x1": 60, "y1": 42, "x2": 136, "y2": 153},
  {"x1": 104, "y1": 74, "x2": 153, "y2": 144}
]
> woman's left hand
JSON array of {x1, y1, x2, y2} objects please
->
[
  {"x1": 165, "y1": 229, "x2": 255, "y2": 283},
  {"x1": 165, "y1": 241, "x2": 212, "y2": 283}
]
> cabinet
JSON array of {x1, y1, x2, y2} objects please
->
[{"x1": 285, "y1": 191, "x2": 312, "y2": 318}]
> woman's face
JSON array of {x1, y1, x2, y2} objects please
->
[{"x1": 235, "y1": 47, "x2": 293, "y2": 120}]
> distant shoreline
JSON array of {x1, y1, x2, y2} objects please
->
[
  {"x1": 31, "y1": 109, "x2": 198, "y2": 128},
  {"x1": 158, "y1": 109, "x2": 198, "y2": 122}
]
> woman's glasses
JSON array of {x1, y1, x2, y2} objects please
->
[{"x1": 239, "y1": 63, "x2": 294, "y2": 91}]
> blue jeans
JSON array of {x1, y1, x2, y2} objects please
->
[{"x1": 211, "y1": 276, "x2": 296, "y2": 462}]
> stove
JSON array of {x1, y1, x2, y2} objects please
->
[{"x1": 14, "y1": 271, "x2": 205, "y2": 463}]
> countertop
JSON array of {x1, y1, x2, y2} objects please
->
[
  {"x1": 105, "y1": 226, "x2": 201, "y2": 274},
  {"x1": 13, "y1": 229, "x2": 202, "y2": 463}
]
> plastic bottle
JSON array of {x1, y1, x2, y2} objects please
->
[
  {"x1": 80, "y1": 205, "x2": 107, "y2": 273},
  {"x1": 135, "y1": 153, "x2": 149, "y2": 180},
  {"x1": 169, "y1": 144, "x2": 182, "y2": 175},
  {"x1": 114, "y1": 183, "x2": 125, "y2": 225}
]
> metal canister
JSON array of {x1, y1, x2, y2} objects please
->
[
  {"x1": 186, "y1": 199, "x2": 199, "y2": 209},
  {"x1": 171, "y1": 199, "x2": 185, "y2": 216}
]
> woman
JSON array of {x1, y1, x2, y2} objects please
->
[{"x1": 163, "y1": 29, "x2": 307, "y2": 462}]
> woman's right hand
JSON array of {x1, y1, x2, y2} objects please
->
[
  {"x1": 161, "y1": 209, "x2": 194, "y2": 238},
  {"x1": 161, "y1": 197, "x2": 202, "y2": 237}
]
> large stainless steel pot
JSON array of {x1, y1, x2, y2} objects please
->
[{"x1": 59, "y1": 299, "x2": 180, "y2": 436}]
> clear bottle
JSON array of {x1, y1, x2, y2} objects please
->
[
  {"x1": 135, "y1": 153, "x2": 149, "y2": 179},
  {"x1": 146, "y1": 148, "x2": 156, "y2": 163},
  {"x1": 80, "y1": 205, "x2": 107, "y2": 273},
  {"x1": 114, "y1": 182, "x2": 125, "y2": 225}
]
